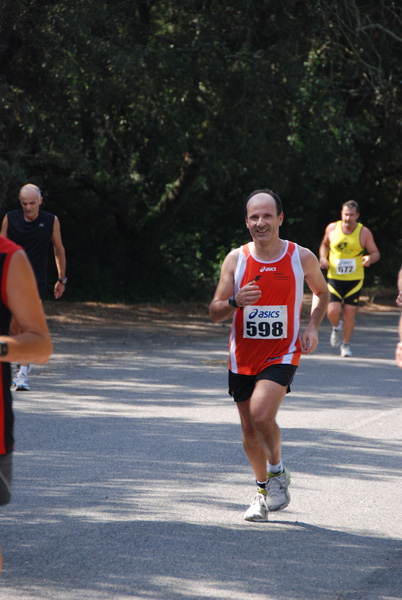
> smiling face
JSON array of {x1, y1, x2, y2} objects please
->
[
  {"x1": 245, "y1": 193, "x2": 284, "y2": 244},
  {"x1": 19, "y1": 185, "x2": 42, "y2": 221}
]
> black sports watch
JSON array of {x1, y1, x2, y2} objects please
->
[
  {"x1": 58, "y1": 277, "x2": 68, "y2": 285},
  {"x1": 228, "y1": 295, "x2": 239, "y2": 309},
  {"x1": 0, "y1": 342, "x2": 8, "y2": 357}
]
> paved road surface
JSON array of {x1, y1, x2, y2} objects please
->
[{"x1": 0, "y1": 307, "x2": 401, "y2": 599}]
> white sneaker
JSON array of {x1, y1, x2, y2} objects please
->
[
  {"x1": 266, "y1": 468, "x2": 291, "y2": 511},
  {"x1": 341, "y1": 343, "x2": 352, "y2": 358},
  {"x1": 13, "y1": 364, "x2": 31, "y2": 386},
  {"x1": 244, "y1": 488, "x2": 268, "y2": 522},
  {"x1": 330, "y1": 320, "x2": 343, "y2": 347},
  {"x1": 14, "y1": 371, "x2": 30, "y2": 391}
]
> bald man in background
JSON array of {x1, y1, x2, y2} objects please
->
[{"x1": 1, "y1": 184, "x2": 66, "y2": 390}]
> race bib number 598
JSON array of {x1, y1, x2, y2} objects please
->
[{"x1": 243, "y1": 305, "x2": 288, "y2": 339}]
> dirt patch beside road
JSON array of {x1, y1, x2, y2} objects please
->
[
  {"x1": 43, "y1": 300, "x2": 227, "y2": 340},
  {"x1": 43, "y1": 291, "x2": 399, "y2": 338}
]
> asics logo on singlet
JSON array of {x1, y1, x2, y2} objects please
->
[
  {"x1": 248, "y1": 308, "x2": 280, "y2": 319},
  {"x1": 260, "y1": 266, "x2": 276, "y2": 272}
]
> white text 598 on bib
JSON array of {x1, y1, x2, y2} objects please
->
[{"x1": 243, "y1": 305, "x2": 288, "y2": 339}]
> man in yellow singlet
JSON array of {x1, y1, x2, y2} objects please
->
[{"x1": 319, "y1": 200, "x2": 380, "y2": 357}]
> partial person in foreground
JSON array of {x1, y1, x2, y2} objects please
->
[
  {"x1": 209, "y1": 189, "x2": 329, "y2": 522},
  {"x1": 396, "y1": 266, "x2": 402, "y2": 368},
  {"x1": 0, "y1": 235, "x2": 53, "y2": 572},
  {"x1": 0, "y1": 183, "x2": 66, "y2": 391},
  {"x1": 319, "y1": 200, "x2": 380, "y2": 357}
]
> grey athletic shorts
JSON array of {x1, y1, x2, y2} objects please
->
[{"x1": 229, "y1": 364, "x2": 298, "y2": 403}]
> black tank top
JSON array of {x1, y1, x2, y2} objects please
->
[{"x1": 7, "y1": 209, "x2": 55, "y2": 298}]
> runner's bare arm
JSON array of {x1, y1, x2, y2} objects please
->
[
  {"x1": 0, "y1": 250, "x2": 52, "y2": 364},
  {"x1": 396, "y1": 340, "x2": 402, "y2": 368},
  {"x1": 361, "y1": 227, "x2": 380, "y2": 267},
  {"x1": 299, "y1": 247, "x2": 329, "y2": 354},
  {"x1": 209, "y1": 250, "x2": 238, "y2": 323},
  {"x1": 396, "y1": 267, "x2": 402, "y2": 308},
  {"x1": 52, "y1": 217, "x2": 67, "y2": 299},
  {"x1": 318, "y1": 222, "x2": 335, "y2": 270},
  {"x1": 0, "y1": 216, "x2": 8, "y2": 238}
]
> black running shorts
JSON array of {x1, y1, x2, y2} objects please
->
[
  {"x1": 327, "y1": 278, "x2": 363, "y2": 305},
  {"x1": 0, "y1": 453, "x2": 12, "y2": 505},
  {"x1": 228, "y1": 364, "x2": 298, "y2": 403}
]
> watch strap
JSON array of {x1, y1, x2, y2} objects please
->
[{"x1": 228, "y1": 295, "x2": 238, "y2": 309}]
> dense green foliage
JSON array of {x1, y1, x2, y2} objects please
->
[{"x1": 1, "y1": 1, "x2": 401, "y2": 301}]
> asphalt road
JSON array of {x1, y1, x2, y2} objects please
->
[{"x1": 0, "y1": 308, "x2": 401, "y2": 600}]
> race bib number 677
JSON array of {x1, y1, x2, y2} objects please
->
[{"x1": 243, "y1": 305, "x2": 288, "y2": 339}]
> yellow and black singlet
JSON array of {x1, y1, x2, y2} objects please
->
[{"x1": 327, "y1": 221, "x2": 364, "y2": 281}]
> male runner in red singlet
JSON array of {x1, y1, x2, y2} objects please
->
[
  {"x1": 210, "y1": 189, "x2": 329, "y2": 522},
  {"x1": 0, "y1": 235, "x2": 52, "y2": 571}
]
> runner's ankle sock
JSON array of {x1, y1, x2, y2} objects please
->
[
  {"x1": 19, "y1": 366, "x2": 29, "y2": 375},
  {"x1": 256, "y1": 479, "x2": 268, "y2": 489},
  {"x1": 267, "y1": 459, "x2": 283, "y2": 475}
]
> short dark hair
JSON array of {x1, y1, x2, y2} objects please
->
[
  {"x1": 342, "y1": 199, "x2": 360, "y2": 213},
  {"x1": 244, "y1": 189, "x2": 283, "y2": 217}
]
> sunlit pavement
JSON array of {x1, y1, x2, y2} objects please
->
[{"x1": 0, "y1": 310, "x2": 401, "y2": 599}]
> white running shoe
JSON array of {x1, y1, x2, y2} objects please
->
[
  {"x1": 341, "y1": 343, "x2": 352, "y2": 358},
  {"x1": 244, "y1": 488, "x2": 268, "y2": 522},
  {"x1": 266, "y1": 468, "x2": 291, "y2": 511},
  {"x1": 14, "y1": 371, "x2": 30, "y2": 391},
  {"x1": 330, "y1": 320, "x2": 343, "y2": 347},
  {"x1": 13, "y1": 364, "x2": 31, "y2": 386}
]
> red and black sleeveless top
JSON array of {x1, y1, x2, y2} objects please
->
[{"x1": 229, "y1": 241, "x2": 304, "y2": 375}]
